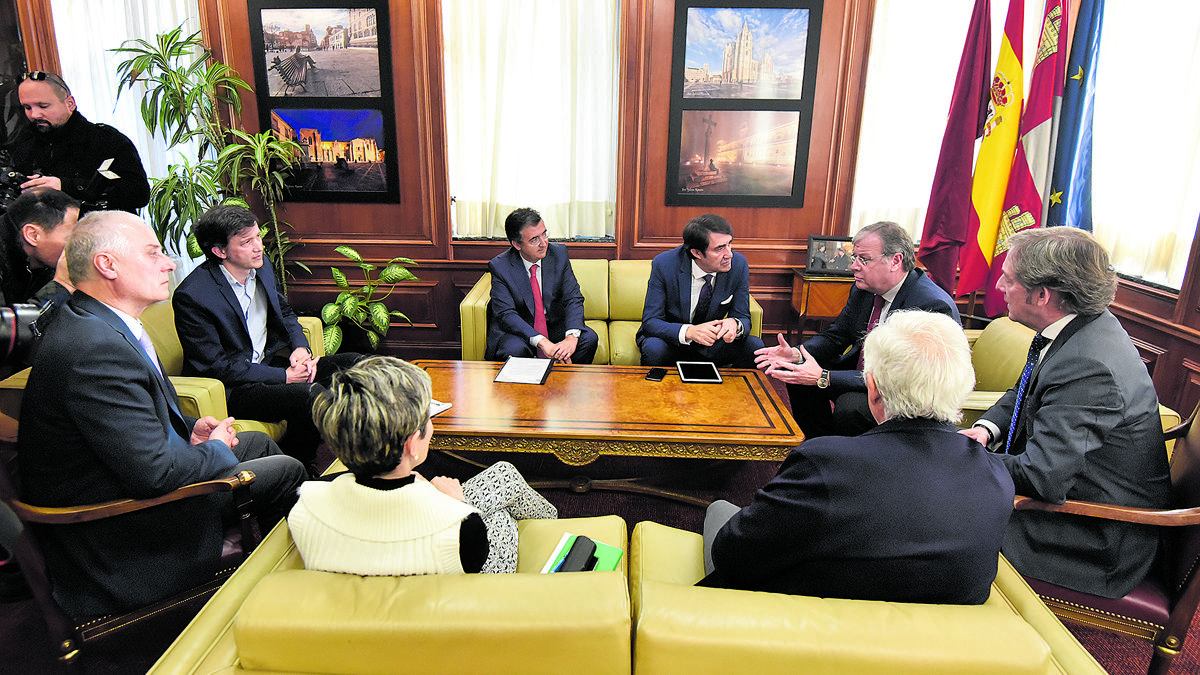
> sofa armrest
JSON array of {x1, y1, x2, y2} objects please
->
[
  {"x1": 169, "y1": 376, "x2": 230, "y2": 420},
  {"x1": 0, "y1": 368, "x2": 30, "y2": 443},
  {"x1": 460, "y1": 272, "x2": 492, "y2": 361},
  {"x1": 299, "y1": 316, "x2": 325, "y2": 358},
  {"x1": 748, "y1": 294, "x2": 763, "y2": 338}
]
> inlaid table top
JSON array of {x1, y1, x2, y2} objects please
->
[{"x1": 413, "y1": 360, "x2": 803, "y2": 466}]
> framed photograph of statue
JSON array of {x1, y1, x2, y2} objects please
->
[
  {"x1": 805, "y1": 235, "x2": 853, "y2": 277},
  {"x1": 665, "y1": 0, "x2": 823, "y2": 208}
]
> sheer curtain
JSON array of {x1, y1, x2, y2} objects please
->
[
  {"x1": 49, "y1": 0, "x2": 203, "y2": 273},
  {"x1": 442, "y1": 0, "x2": 619, "y2": 239},
  {"x1": 851, "y1": 0, "x2": 1200, "y2": 290}
]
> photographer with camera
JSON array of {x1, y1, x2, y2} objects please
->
[
  {"x1": 0, "y1": 187, "x2": 77, "y2": 307},
  {"x1": 5, "y1": 71, "x2": 148, "y2": 214}
]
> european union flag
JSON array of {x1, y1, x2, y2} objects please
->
[{"x1": 1046, "y1": 0, "x2": 1104, "y2": 231}]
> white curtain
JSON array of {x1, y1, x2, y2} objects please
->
[
  {"x1": 851, "y1": 0, "x2": 1200, "y2": 290},
  {"x1": 442, "y1": 0, "x2": 619, "y2": 239},
  {"x1": 49, "y1": 0, "x2": 203, "y2": 275},
  {"x1": 49, "y1": 0, "x2": 201, "y2": 184}
]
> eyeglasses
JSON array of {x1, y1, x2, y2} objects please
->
[{"x1": 851, "y1": 253, "x2": 882, "y2": 266}]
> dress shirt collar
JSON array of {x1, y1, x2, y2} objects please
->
[
  {"x1": 219, "y1": 263, "x2": 257, "y2": 290},
  {"x1": 102, "y1": 301, "x2": 146, "y2": 340},
  {"x1": 690, "y1": 259, "x2": 715, "y2": 281},
  {"x1": 1037, "y1": 314, "x2": 1076, "y2": 352}
]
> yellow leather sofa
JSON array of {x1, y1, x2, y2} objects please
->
[
  {"x1": 460, "y1": 258, "x2": 763, "y2": 365},
  {"x1": 0, "y1": 298, "x2": 324, "y2": 442},
  {"x1": 629, "y1": 520, "x2": 1107, "y2": 675},
  {"x1": 150, "y1": 512, "x2": 631, "y2": 675}
]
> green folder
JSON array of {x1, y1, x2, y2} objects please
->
[{"x1": 540, "y1": 533, "x2": 624, "y2": 573}]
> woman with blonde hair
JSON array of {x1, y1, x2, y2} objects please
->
[{"x1": 288, "y1": 356, "x2": 556, "y2": 574}]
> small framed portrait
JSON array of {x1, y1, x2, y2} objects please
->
[{"x1": 805, "y1": 235, "x2": 853, "y2": 276}]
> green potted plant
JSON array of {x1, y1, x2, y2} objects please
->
[
  {"x1": 320, "y1": 245, "x2": 418, "y2": 354},
  {"x1": 112, "y1": 24, "x2": 303, "y2": 288}
]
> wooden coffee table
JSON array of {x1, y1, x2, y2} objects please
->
[{"x1": 414, "y1": 360, "x2": 803, "y2": 466}]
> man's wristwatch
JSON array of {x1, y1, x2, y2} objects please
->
[{"x1": 816, "y1": 370, "x2": 830, "y2": 388}]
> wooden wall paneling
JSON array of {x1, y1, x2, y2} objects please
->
[
  {"x1": 1178, "y1": 357, "x2": 1200, "y2": 420},
  {"x1": 15, "y1": 0, "x2": 58, "y2": 73}
]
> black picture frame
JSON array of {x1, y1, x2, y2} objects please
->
[
  {"x1": 805, "y1": 235, "x2": 853, "y2": 276},
  {"x1": 666, "y1": 0, "x2": 823, "y2": 208},
  {"x1": 247, "y1": 0, "x2": 399, "y2": 203}
]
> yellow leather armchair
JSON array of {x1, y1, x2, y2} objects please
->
[
  {"x1": 629, "y1": 520, "x2": 1107, "y2": 675},
  {"x1": 151, "y1": 512, "x2": 631, "y2": 675},
  {"x1": 460, "y1": 258, "x2": 763, "y2": 365}
]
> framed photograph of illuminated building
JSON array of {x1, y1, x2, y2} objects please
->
[
  {"x1": 666, "y1": 0, "x2": 823, "y2": 207},
  {"x1": 268, "y1": 107, "x2": 399, "y2": 203}
]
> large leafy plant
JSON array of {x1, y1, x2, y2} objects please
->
[
  {"x1": 113, "y1": 24, "x2": 303, "y2": 290},
  {"x1": 321, "y1": 246, "x2": 418, "y2": 354}
]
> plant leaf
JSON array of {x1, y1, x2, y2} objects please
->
[
  {"x1": 322, "y1": 324, "x2": 343, "y2": 355},
  {"x1": 331, "y1": 267, "x2": 348, "y2": 289},
  {"x1": 368, "y1": 302, "x2": 390, "y2": 333},
  {"x1": 379, "y1": 264, "x2": 418, "y2": 284},
  {"x1": 320, "y1": 302, "x2": 341, "y2": 325},
  {"x1": 336, "y1": 245, "x2": 364, "y2": 264}
]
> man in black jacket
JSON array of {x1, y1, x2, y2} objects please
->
[{"x1": 7, "y1": 71, "x2": 149, "y2": 214}]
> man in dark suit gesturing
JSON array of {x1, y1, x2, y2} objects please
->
[
  {"x1": 173, "y1": 205, "x2": 363, "y2": 469},
  {"x1": 486, "y1": 208, "x2": 597, "y2": 363},
  {"x1": 961, "y1": 227, "x2": 1169, "y2": 599},
  {"x1": 17, "y1": 211, "x2": 305, "y2": 616},
  {"x1": 756, "y1": 221, "x2": 959, "y2": 437},
  {"x1": 637, "y1": 213, "x2": 763, "y2": 368}
]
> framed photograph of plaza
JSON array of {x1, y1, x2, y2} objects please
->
[
  {"x1": 666, "y1": 0, "x2": 823, "y2": 208},
  {"x1": 248, "y1": 0, "x2": 391, "y2": 98},
  {"x1": 269, "y1": 107, "x2": 399, "y2": 203}
]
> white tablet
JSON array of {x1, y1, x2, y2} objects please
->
[{"x1": 676, "y1": 361, "x2": 722, "y2": 384}]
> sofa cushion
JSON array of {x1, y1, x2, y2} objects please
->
[
  {"x1": 235, "y1": 569, "x2": 631, "y2": 675},
  {"x1": 971, "y1": 317, "x2": 1036, "y2": 391},
  {"x1": 608, "y1": 260, "x2": 652, "y2": 322},
  {"x1": 570, "y1": 258, "x2": 610, "y2": 322}
]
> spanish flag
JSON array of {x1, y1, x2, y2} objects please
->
[
  {"x1": 956, "y1": 0, "x2": 1025, "y2": 297},
  {"x1": 982, "y1": 0, "x2": 1067, "y2": 316}
]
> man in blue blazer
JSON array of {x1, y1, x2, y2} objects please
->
[
  {"x1": 18, "y1": 211, "x2": 305, "y2": 615},
  {"x1": 173, "y1": 205, "x2": 362, "y2": 468},
  {"x1": 756, "y1": 221, "x2": 959, "y2": 437},
  {"x1": 637, "y1": 213, "x2": 763, "y2": 367},
  {"x1": 486, "y1": 208, "x2": 597, "y2": 363},
  {"x1": 961, "y1": 228, "x2": 1169, "y2": 598}
]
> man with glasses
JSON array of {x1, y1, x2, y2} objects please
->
[
  {"x1": 756, "y1": 221, "x2": 959, "y2": 437},
  {"x1": 7, "y1": 71, "x2": 149, "y2": 214},
  {"x1": 485, "y1": 207, "x2": 598, "y2": 364}
]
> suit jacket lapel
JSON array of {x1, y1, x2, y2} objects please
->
[{"x1": 77, "y1": 294, "x2": 190, "y2": 434}]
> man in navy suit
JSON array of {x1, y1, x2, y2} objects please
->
[
  {"x1": 173, "y1": 205, "x2": 363, "y2": 469},
  {"x1": 486, "y1": 208, "x2": 597, "y2": 364},
  {"x1": 756, "y1": 221, "x2": 959, "y2": 437},
  {"x1": 18, "y1": 211, "x2": 305, "y2": 615},
  {"x1": 701, "y1": 311, "x2": 1013, "y2": 605},
  {"x1": 961, "y1": 228, "x2": 1169, "y2": 598},
  {"x1": 637, "y1": 213, "x2": 763, "y2": 367}
]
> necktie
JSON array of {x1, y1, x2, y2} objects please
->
[
  {"x1": 1005, "y1": 333, "x2": 1051, "y2": 452},
  {"x1": 693, "y1": 274, "x2": 714, "y2": 323},
  {"x1": 857, "y1": 294, "x2": 885, "y2": 369},
  {"x1": 136, "y1": 325, "x2": 163, "y2": 377},
  {"x1": 530, "y1": 264, "x2": 548, "y2": 338}
]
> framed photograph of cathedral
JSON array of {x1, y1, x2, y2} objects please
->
[
  {"x1": 666, "y1": 0, "x2": 823, "y2": 208},
  {"x1": 266, "y1": 106, "x2": 400, "y2": 203}
]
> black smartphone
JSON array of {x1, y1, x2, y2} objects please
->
[{"x1": 646, "y1": 367, "x2": 667, "y2": 382}]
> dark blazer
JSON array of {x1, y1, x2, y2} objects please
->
[
  {"x1": 17, "y1": 292, "x2": 239, "y2": 615},
  {"x1": 702, "y1": 417, "x2": 1015, "y2": 605},
  {"x1": 982, "y1": 311, "x2": 1170, "y2": 598},
  {"x1": 637, "y1": 245, "x2": 754, "y2": 346},
  {"x1": 485, "y1": 244, "x2": 588, "y2": 360},
  {"x1": 174, "y1": 259, "x2": 310, "y2": 387},
  {"x1": 804, "y1": 268, "x2": 959, "y2": 392}
]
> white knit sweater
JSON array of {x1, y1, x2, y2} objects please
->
[{"x1": 288, "y1": 474, "x2": 480, "y2": 576}]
